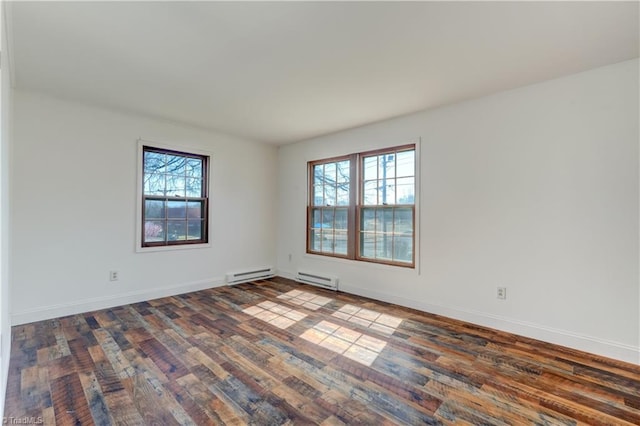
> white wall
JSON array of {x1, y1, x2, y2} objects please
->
[
  {"x1": 0, "y1": 4, "x2": 14, "y2": 417},
  {"x1": 277, "y1": 59, "x2": 640, "y2": 363},
  {"x1": 11, "y1": 90, "x2": 278, "y2": 324}
]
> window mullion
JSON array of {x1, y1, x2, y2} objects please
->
[{"x1": 348, "y1": 154, "x2": 358, "y2": 259}]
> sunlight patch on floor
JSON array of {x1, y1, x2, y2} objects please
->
[
  {"x1": 242, "y1": 301, "x2": 307, "y2": 329},
  {"x1": 300, "y1": 320, "x2": 387, "y2": 366},
  {"x1": 277, "y1": 289, "x2": 333, "y2": 311},
  {"x1": 331, "y1": 304, "x2": 403, "y2": 335}
]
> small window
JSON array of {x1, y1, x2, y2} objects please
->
[
  {"x1": 141, "y1": 145, "x2": 209, "y2": 248},
  {"x1": 307, "y1": 144, "x2": 416, "y2": 267}
]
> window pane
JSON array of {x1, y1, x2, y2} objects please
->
[
  {"x1": 166, "y1": 154, "x2": 186, "y2": 175},
  {"x1": 393, "y1": 235, "x2": 412, "y2": 263},
  {"x1": 376, "y1": 233, "x2": 392, "y2": 260},
  {"x1": 396, "y1": 150, "x2": 415, "y2": 177},
  {"x1": 335, "y1": 208, "x2": 348, "y2": 231},
  {"x1": 144, "y1": 151, "x2": 165, "y2": 173},
  {"x1": 310, "y1": 208, "x2": 322, "y2": 252},
  {"x1": 167, "y1": 221, "x2": 187, "y2": 241},
  {"x1": 322, "y1": 209, "x2": 335, "y2": 229},
  {"x1": 167, "y1": 201, "x2": 187, "y2": 218},
  {"x1": 314, "y1": 184, "x2": 323, "y2": 206},
  {"x1": 324, "y1": 162, "x2": 336, "y2": 185},
  {"x1": 360, "y1": 232, "x2": 375, "y2": 258},
  {"x1": 186, "y1": 158, "x2": 202, "y2": 178},
  {"x1": 186, "y1": 178, "x2": 202, "y2": 197},
  {"x1": 397, "y1": 177, "x2": 414, "y2": 204},
  {"x1": 360, "y1": 208, "x2": 375, "y2": 231},
  {"x1": 324, "y1": 184, "x2": 336, "y2": 206},
  {"x1": 320, "y1": 229, "x2": 334, "y2": 253},
  {"x1": 337, "y1": 160, "x2": 350, "y2": 183},
  {"x1": 310, "y1": 230, "x2": 322, "y2": 251},
  {"x1": 313, "y1": 165, "x2": 324, "y2": 186},
  {"x1": 144, "y1": 173, "x2": 165, "y2": 196},
  {"x1": 187, "y1": 201, "x2": 204, "y2": 219},
  {"x1": 363, "y1": 156, "x2": 377, "y2": 181},
  {"x1": 145, "y1": 200, "x2": 165, "y2": 219},
  {"x1": 394, "y1": 207, "x2": 413, "y2": 234},
  {"x1": 144, "y1": 221, "x2": 165, "y2": 243},
  {"x1": 380, "y1": 178, "x2": 396, "y2": 205},
  {"x1": 376, "y1": 208, "x2": 393, "y2": 233},
  {"x1": 336, "y1": 184, "x2": 349, "y2": 206},
  {"x1": 187, "y1": 220, "x2": 203, "y2": 240},
  {"x1": 379, "y1": 153, "x2": 395, "y2": 179},
  {"x1": 166, "y1": 176, "x2": 185, "y2": 197},
  {"x1": 312, "y1": 208, "x2": 322, "y2": 230},
  {"x1": 334, "y1": 231, "x2": 348, "y2": 255},
  {"x1": 363, "y1": 181, "x2": 378, "y2": 205}
]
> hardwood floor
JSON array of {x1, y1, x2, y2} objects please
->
[{"x1": 4, "y1": 277, "x2": 640, "y2": 425}]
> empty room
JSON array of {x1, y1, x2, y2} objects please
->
[{"x1": 0, "y1": 1, "x2": 639, "y2": 425}]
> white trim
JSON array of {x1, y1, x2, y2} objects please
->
[
  {"x1": 137, "y1": 137, "x2": 215, "y2": 158},
  {"x1": 2, "y1": 2, "x2": 16, "y2": 88},
  {"x1": 135, "y1": 138, "x2": 213, "y2": 253},
  {"x1": 0, "y1": 6, "x2": 14, "y2": 419},
  {"x1": 11, "y1": 277, "x2": 225, "y2": 325},
  {"x1": 302, "y1": 252, "x2": 420, "y2": 273},
  {"x1": 137, "y1": 243, "x2": 211, "y2": 253},
  {"x1": 337, "y1": 280, "x2": 639, "y2": 365},
  {"x1": 413, "y1": 138, "x2": 421, "y2": 275}
]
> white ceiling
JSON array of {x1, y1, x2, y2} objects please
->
[{"x1": 6, "y1": 1, "x2": 639, "y2": 145}]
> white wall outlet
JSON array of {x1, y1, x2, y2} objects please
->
[
  {"x1": 497, "y1": 287, "x2": 507, "y2": 300},
  {"x1": 109, "y1": 271, "x2": 119, "y2": 281},
  {"x1": 288, "y1": 253, "x2": 292, "y2": 262}
]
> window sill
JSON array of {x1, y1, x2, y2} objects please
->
[
  {"x1": 136, "y1": 243, "x2": 211, "y2": 253},
  {"x1": 304, "y1": 252, "x2": 418, "y2": 272}
]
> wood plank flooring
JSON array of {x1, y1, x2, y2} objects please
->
[{"x1": 4, "y1": 277, "x2": 640, "y2": 425}]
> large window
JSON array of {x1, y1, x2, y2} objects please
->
[
  {"x1": 307, "y1": 144, "x2": 415, "y2": 267},
  {"x1": 141, "y1": 145, "x2": 209, "y2": 248}
]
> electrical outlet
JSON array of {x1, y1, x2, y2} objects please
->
[
  {"x1": 288, "y1": 253, "x2": 292, "y2": 262},
  {"x1": 497, "y1": 287, "x2": 506, "y2": 300},
  {"x1": 109, "y1": 271, "x2": 119, "y2": 281}
]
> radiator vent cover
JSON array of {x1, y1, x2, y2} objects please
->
[
  {"x1": 295, "y1": 270, "x2": 338, "y2": 290},
  {"x1": 226, "y1": 267, "x2": 275, "y2": 285}
]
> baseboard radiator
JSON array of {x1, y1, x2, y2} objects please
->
[
  {"x1": 295, "y1": 270, "x2": 339, "y2": 291},
  {"x1": 226, "y1": 266, "x2": 275, "y2": 285}
]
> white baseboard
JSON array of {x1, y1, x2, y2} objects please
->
[
  {"x1": 11, "y1": 277, "x2": 225, "y2": 325},
  {"x1": 337, "y1": 281, "x2": 639, "y2": 365},
  {"x1": 274, "y1": 270, "x2": 639, "y2": 364}
]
